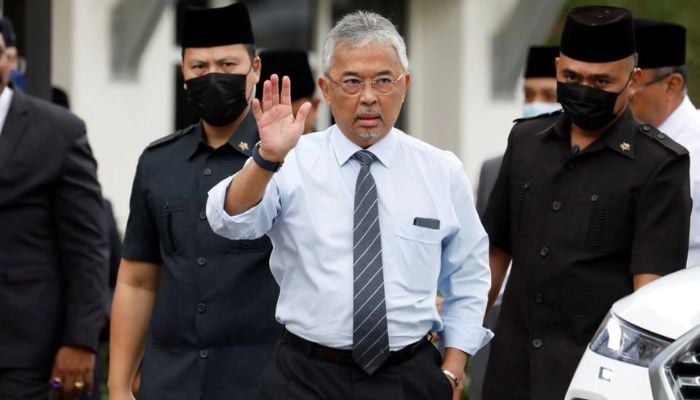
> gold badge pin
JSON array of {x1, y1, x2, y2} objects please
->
[
  {"x1": 619, "y1": 142, "x2": 631, "y2": 151},
  {"x1": 238, "y1": 142, "x2": 250, "y2": 152}
]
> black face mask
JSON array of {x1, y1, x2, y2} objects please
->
[
  {"x1": 557, "y1": 80, "x2": 629, "y2": 131},
  {"x1": 185, "y1": 72, "x2": 250, "y2": 127}
]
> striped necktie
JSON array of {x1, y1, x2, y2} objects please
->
[{"x1": 351, "y1": 149, "x2": 389, "y2": 375}]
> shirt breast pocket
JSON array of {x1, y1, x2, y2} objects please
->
[
  {"x1": 151, "y1": 196, "x2": 188, "y2": 255},
  {"x1": 510, "y1": 179, "x2": 540, "y2": 237},
  {"x1": 393, "y1": 222, "x2": 443, "y2": 295},
  {"x1": 566, "y1": 188, "x2": 628, "y2": 252}
]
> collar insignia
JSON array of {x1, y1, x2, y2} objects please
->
[
  {"x1": 619, "y1": 142, "x2": 631, "y2": 151},
  {"x1": 238, "y1": 141, "x2": 250, "y2": 152}
]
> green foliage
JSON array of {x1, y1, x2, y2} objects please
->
[{"x1": 549, "y1": 0, "x2": 700, "y2": 103}]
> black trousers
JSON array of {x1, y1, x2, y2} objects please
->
[{"x1": 258, "y1": 336, "x2": 453, "y2": 400}]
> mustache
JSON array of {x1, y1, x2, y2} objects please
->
[{"x1": 354, "y1": 110, "x2": 382, "y2": 121}]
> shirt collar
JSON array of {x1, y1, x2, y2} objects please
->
[
  {"x1": 187, "y1": 111, "x2": 260, "y2": 159},
  {"x1": 659, "y1": 96, "x2": 698, "y2": 139},
  {"x1": 0, "y1": 86, "x2": 15, "y2": 136},
  {"x1": 545, "y1": 107, "x2": 637, "y2": 159},
  {"x1": 330, "y1": 125, "x2": 398, "y2": 168}
]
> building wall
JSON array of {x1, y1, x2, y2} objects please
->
[
  {"x1": 52, "y1": 0, "x2": 176, "y2": 231},
  {"x1": 406, "y1": 0, "x2": 522, "y2": 193}
]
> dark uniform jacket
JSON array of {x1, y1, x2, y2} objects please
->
[
  {"x1": 122, "y1": 112, "x2": 281, "y2": 400},
  {"x1": 481, "y1": 108, "x2": 690, "y2": 400},
  {"x1": 0, "y1": 91, "x2": 109, "y2": 369}
]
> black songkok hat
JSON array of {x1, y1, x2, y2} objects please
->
[
  {"x1": 0, "y1": 17, "x2": 17, "y2": 47},
  {"x1": 634, "y1": 19, "x2": 686, "y2": 68},
  {"x1": 524, "y1": 46, "x2": 559, "y2": 78},
  {"x1": 256, "y1": 50, "x2": 316, "y2": 101},
  {"x1": 181, "y1": 2, "x2": 254, "y2": 48},
  {"x1": 560, "y1": 5, "x2": 635, "y2": 63}
]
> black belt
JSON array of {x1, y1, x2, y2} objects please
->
[{"x1": 281, "y1": 329, "x2": 430, "y2": 367}]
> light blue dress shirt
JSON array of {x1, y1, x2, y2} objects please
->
[{"x1": 207, "y1": 125, "x2": 493, "y2": 355}]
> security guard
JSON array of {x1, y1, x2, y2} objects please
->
[
  {"x1": 108, "y1": 4, "x2": 281, "y2": 400},
  {"x1": 630, "y1": 19, "x2": 700, "y2": 268},
  {"x1": 482, "y1": 6, "x2": 690, "y2": 400}
]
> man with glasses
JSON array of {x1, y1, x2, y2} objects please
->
[
  {"x1": 109, "y1": 4, "x2": 281, "y2": 400},
  {"x1": 482, "y1": 6, "x2": 690, "y2": 400},
  {"x1": 630, "y1": 19, "x2": 700, "y2": 268},
  {"x1": 207, "y1": 10, "x2": 491, "y2": 400}
]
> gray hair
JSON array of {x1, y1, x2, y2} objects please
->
[{"x1": 321, "y1": 11, "x2": 408, "y2": 74}]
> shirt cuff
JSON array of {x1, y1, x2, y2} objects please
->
[
  {"x1": 206, "y1": 174, "x2": 270, "y2": 240},
  {"x1": 440, "y1": 317, "x2": 494, "y2": 356}
]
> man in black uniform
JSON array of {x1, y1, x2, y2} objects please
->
[
  {"x1": 108, "y1": 4, "x2": 281, "y2": 400},
  {"x1": 481, "y1": 6, "x2": 691, "y2": 400}
]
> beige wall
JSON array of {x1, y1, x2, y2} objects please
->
[{"x1": 52, "y1": 0, "x2": 176, "y2": 230}]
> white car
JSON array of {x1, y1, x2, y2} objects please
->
[{"x1": 565, "y1": 267, "x2": 700, "y2": 400}]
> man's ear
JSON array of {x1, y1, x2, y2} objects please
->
[
  {"x1": 666, "y1": 73, "x2": 684, "y2": 95},
  {"x1": 252, "y1": 56, "x2": 262, "y2": 84},
  {"x1": 318, "y1": 76, "x2": 331, "y2": 104}
]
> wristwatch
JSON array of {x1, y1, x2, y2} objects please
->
[{"x1": 252, "y1": 141, "x2": 283, "y2": 172}]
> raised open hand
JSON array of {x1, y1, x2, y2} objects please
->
[{"x1": 252, "y1": 74, "x2": 311, "y2": 162}]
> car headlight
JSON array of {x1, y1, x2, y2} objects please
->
[{"x1": 590, "y1": 312, "x2": 673, "y2": 367}]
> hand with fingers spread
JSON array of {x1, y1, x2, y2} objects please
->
[{"x1": 252, "y1": 74, "x2": 312, "y2": 163}]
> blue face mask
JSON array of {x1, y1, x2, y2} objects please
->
[{"x1": 522, "y1": 101, "x2": 561, "y2": 118}]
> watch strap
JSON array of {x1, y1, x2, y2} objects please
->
[{"x1": 252, "y1": 141, "x2": 283, "y2": 172}]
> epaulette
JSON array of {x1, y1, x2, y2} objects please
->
[
  {"x1": 513, "y1": 109, "x2": 563, "y2": 124},
  {"x1": 145, "y1": 125, "x2": 197, "y2": 151},
  {"x1": 638, "y1": 123, "x2": 688, "y2": 156}
]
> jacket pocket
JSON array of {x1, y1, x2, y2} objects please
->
[{"x1": 152, "y1": 197, "x2": 187, "y2": 255}]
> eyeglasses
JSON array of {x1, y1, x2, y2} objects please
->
[
  {"x1": 638, "y1": 72, "x2": 673, "y2": 89},
  {"x1": 325, "y1": 72, "x2": 405, "y2": 96}
]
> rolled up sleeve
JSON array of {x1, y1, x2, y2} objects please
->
[
  {"x1": 206, "y1": 173, "x2": 281, "y2": 240},
  {"x1": 438, "y1": 160, "x2": 493, "y2": 355}
]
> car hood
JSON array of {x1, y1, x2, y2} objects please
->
[{"x1": 611, "y1": 267, "x2": 700, "y2": 340}]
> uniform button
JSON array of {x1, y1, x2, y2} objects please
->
[
  {"x1": 163, "y1": 201, "x2": 169, "y2": 210},
  {"x1": 197, "y1": 303, "x2": 207, "y2": 313},
  {"x1": 523, "y1": 182, "x2": 531, "y2": 190},
  {"x1": 534, "y1": 293, "x2": 543, "y2": 304},
  {"x1": 532, "y1": 338, "x2": 543, "y2": 349},
  {"x1": 642, "y1": 125, "x2": 651, "y2": 132},
  {"x1": 540, "y1": 246, "x2": 550, "y2": 257},
  {"x1": 197, "y1": 257, "x2": 207, "y2": 266},
  {"x1": 591, "y1": 194, "x2": 599, "y2": 202},
  {"x1": 203, "y1": 168, "x2": 213, "y2": 176},
  {"x1": 656, "y1": 133, "x2": 666, "y2": 140},
  {"x1": 199, "y1": 210, "x2": 207, "y2": 220},
  {"x1": 199, "y1": 350, "x2": 208, "y2": 359},
  {"x1": 551, "y1": 201, "x2": 562, "y2": 211}
]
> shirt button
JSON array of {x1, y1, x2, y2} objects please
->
[
  {"x1": 199, "y1": 210, "x2": 207, "y2": 220},
  {"x1": 199, "y1": 350, "x2": 208, "y2": 359},
  {"x1": 197, "y1": 303, "x2": 207, "y2": 313},
  {"x1": 532, "y1": 338, "x2": 543, "y2": 349},
  {"x1": 591, "y1": 194, "x2": 599, "y2": 202},
  {"x1": 540, "y1": 246, "x2": 550, "y2": 257},
  {"x1": 656, "y1": 133, "x2": 666, "y2": 140},
  {"x1": 523, "y1": 182, "x2": 531, "y2": 190},
  {"x1": 163, "y1": 201, "x2": 169, "y2": 210},
  {"x1": 534, "y1": 293, "x2": 543, "y2": 304},
  {"x1": 642, "y1": 125, "x2": 651, "y2": 132},
  {"x1": 197, "y1": 257, "x2": 207, "y2": 266},
  {"x1": 551, "y1": 201, "x2": 562, "y2": 211},
  {"x1": 203, "y1": 168, "x2": 213, "y2": 176}
]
